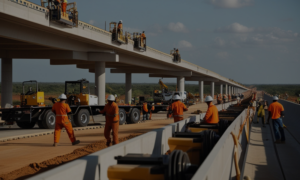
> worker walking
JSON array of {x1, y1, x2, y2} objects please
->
[
  {"x1": 171, "y1": 95, "x2": 188, "y2": 122},
  {"x1": 256, "y1": 99, "x2": 266, "y2": 127},
  {"x1": 202, "y1": 96, "x2": 219, "y2": 124},
  {"x1": 52, "y1": 94, "x2": 80, "y2": 147},
  {"x1": 142, "y1": 101, "x2": 149, "y2": 120},
  {"x1": 268, "y1": 96, "x2": 285, "y2": 143},
  {"x1": 97, "y1": 95, "x2": 119, "y2": 146}
]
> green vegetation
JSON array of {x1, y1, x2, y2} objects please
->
[{"x1": 248, "y1": 84, "x2": 300, "y2": 96}]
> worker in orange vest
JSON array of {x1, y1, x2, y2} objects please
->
[
  {"x1": 52, "y1": 94, "x2": 80, "y2": 147},
  {"x1": 142, "y1": 101, "x2": 149, "y2": 120},
  {"x1": 141, "y1": 31, "x2": 146, "y2": 46},
  {"x1": 228, "y1": 94, "x2": 231, "y2": 101},
  {"x1": 171, "y1": 95, "x2": 188, "y2": 122},
  {"x1": 202, "y1": 96, "x2": 219, "y2": 124},
  {"x1": 61, "y1": 0, "x2": 67, "y2": 17},
  {"x1": 97, "y1": 95, "x2": 119, "y2": 146}
]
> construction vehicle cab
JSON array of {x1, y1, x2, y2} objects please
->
[
  {"x1": 20, "y1": 81, "x2": 45, "y2": 107},
  {"x1": 45, "y1": 0, "x2": 78, "y2": 27},
  {"x1": 65, "y1": 79, "x2": 98, "y2": 106},
  {"x1": 153, "y1": 79, "x2": 173, "y2": 103},
  {"x1": 170, "y1": 48, "x2": 181, "y2": 63},
  {"x1": 133, "y1": 32, "x2": 146, "y2": 51},
  {"x1": 109, "y1": 22, "x2": 128, "y2": 44}
]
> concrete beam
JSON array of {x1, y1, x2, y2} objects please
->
[
  {"x1": 185, "y1": 77, "x2": 219, "y2": 82},
  {"x1": 88, "y1": 53, "x2": 119, "y2": 62},
  {"x1": 111, "y1": 69, "x2": 192, "y2": 77}
]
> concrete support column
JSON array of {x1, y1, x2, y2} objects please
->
[
  {"x1": 220, "y1": 84, "x2": 223, "y2": 96},
  {"x1": 225, "y1": 84, "x2": 228, "y2": 95},
  {"x1": 211, "y1": 82, "x2": 215, "y2": 98},
  {"x1": 125, "y1": 73, "x2": 132, "y2": 104},
  {"x1": 229, "y1": 86, "x2": 231, "y2": 95},
  {"x1": 1, "y1": 58, "x2": 13, "y2": 108},
  {"x1": 95, "y1": 62, "x2": 105, "y2": 105},
  {"x1": 199, "y1": 81, "x2": 204, "y2": 103},
  {"x1": 177, "y1": 76, "x2": 185, "y2": 94}
]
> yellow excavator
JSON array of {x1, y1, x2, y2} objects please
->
[
  {"x1": 170, "y1": 48, "x2": 181, "y2": 63},
  {"x1": 42, "y1": 0, "x2": 78, "y2": 27},
  {"x1": 109, "y1": 21, "x2": 129, "y2": 44},
  {"x1": 20, "y1": 81, "x2": 45, "y2": 107},
  {"x1": 153, "y1": 79, "x2": 173, "y2": 103}
]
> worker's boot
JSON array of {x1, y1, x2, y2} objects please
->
[
  {"x1": 72, "y1": 140, "x2": 80, "y2": 145},
  {"x1": 53, "y1": 143, "x2": 58, "y2": 147},
  {"x1": 106, "y1": 141, "x2": 111, "y2": 147}
]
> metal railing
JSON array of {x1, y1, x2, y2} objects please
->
[{"x1": 7, "y1": 0, "x2": 245, "y2": 88}]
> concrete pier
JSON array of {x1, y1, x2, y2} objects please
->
[{"x1": 95, "y1": 62, "x2": 105, "y2": 105}]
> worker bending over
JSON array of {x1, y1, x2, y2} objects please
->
[
  {"x1": 98, "y1": 95, "x2": 119, "y2": 146},
  {"x1": 268, "y1": 96, "x2": 285, "y2": 143},
  {"x1": 171, "y1": 95, "x2": 188, "y2": 122},
  {"x1": 52, "y1": 94, "x2": 80, "y2": 147},
  {"x1": 202, "y1": 96, "x2": 219, "y2": 124},
  {"x1": 142, "y1": 101, "x2": 149, "y2": 120}
]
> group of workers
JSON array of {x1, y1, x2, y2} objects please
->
[
  {"x1": 51, "y1": 92, "x2": 220, "y2": 147},
  {"x1": 54, "y1": 0, "x2": 68, "y2": 17}
]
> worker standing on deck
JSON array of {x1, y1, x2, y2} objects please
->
[
  {"x1": 52, "y1": 94, "x2": 80, "y2": 147},
  {"x1": 97, "y1": 95, "x2": 119, "y2": 146},
  {"x1": 268, "y1": 96, "x2": 285, "y2": 143},
  {"x1": 256, "y1": 99, "x2": 266, "y2": 127},
  {"x1": 171, "y1": 95, "x2": 188, "y2": 122},
  {"x1": 142, "y1": 101, "x2": 149, "y2": 120},
  {"x1": 117, "y1": 20, "x2": 123, "y2": 35},
  {"x1": 202, "y1": 96, "x2": 219, "y2": 124},
  {"x1": 141, "y1": 31, "x2": 146, "y2": 46},
  {"x1": 62, "y1": 0, "x2": 67, "y2": 17}
]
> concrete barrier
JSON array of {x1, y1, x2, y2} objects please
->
[{"x1": 27, "y1": 101, "x2": 237, "y2": 180}]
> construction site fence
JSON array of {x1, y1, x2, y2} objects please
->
[{"x1": 28, "y1": 101, "x2": 244, "y2": 180}]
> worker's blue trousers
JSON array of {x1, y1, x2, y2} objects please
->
[{"x1": 272, "y1": 118, "x2": 285, "y2": 141}]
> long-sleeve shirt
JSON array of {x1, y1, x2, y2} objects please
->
[
  {"x1": 203, "y1": 104, "x2": 219, "y2": 124},
  {"x1": 100, "y1": 102, "x2": 119, "y2": 122}
]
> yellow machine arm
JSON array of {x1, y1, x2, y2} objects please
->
[{"x1": 159, "y1": 79, "x2": 168, "y2": 91}]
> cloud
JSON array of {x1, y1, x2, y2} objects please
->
[
  {"x1": 178, "y1": 40, "x2": 193, "y2": 48},
  {"x1": 214, "y1": 37, "x2": 226, "y2": 47},
  {"x1": 168, "y1": 22, "x2": 189, "y2": 33},
  {"x1": 216, "y1": 51, "x2": 229, "y2": 59},
  {"x1": 215, "y1": 23, "x2": 253, "y2": 33},
  {"x1": 206, "y1": 0, "x2": 253, "y2": 9}
]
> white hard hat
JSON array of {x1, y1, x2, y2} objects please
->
[
  {"x1": 173, "y1": 95, "x2": 181, "y2": 100},
  {"x1": 107, "y1": 94, "x2": 115, "y2": 101},
  {"x1": 58, "y1": 94, "x2": 67, "y2": 100},
  {"x1": 205, "y1": 96, "x2": 213, "y2": 102},
  {"x1": 273, "y1": 96, "x2": 279, "y2": 100},
  {"x1": 119, "y1": 20, "x2": 122, "y2": 23}
]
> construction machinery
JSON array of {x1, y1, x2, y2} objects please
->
[
  {"x1": 44, "y1": 0, "x2": 78, "y2": 27},
  {"x1": 133, "y1": 32, "x2": 146, "y2": 51},
  {"x1": 20, "y1": 80, "x2": 45, "y2": 107},
  {"x1": 153, "y1": 79, "x2": 173, "y2": 103},
  {"x1": 110, "y1": 22, "x2": 129, "y2": 44},
  {"x1": 170, "y1": 48, "x2": 181, "y2": 63}
]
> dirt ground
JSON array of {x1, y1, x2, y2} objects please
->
[{"x1": 0, "y1": 102, "x2": 209, "y2": 180}]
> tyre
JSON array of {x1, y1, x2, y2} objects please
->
[
  {"x1": 37, "y1": 120, "x2": 45, "y2": 129},
  {"x1": 42, "y1": 110, "x2": 56, "y2": 129},
  {"x1": 69, "y1": 115, "x2": 77, "y2": 127},
  {"x1": 127, "y1": 108, "x2": 140, "y2": 124},
  {"x1": 74, "y1": 109, "x2": 90, "y2": 127},
  {"x1": 16, "y1": 121, "x2": 36, "y2": 129},
  {"x1": 119, "y1": 108, "x2": 126, "y2": 125}
]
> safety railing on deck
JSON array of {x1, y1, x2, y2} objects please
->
[{"x1": 6, "y1": 0, "x2": 244, "y2": 88}]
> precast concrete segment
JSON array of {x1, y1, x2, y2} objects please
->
[
  {"x1": 199, "y1": 81, "x2": 204, "y2": 103},
  {"x1": 95, "y1": 62, "x2": 105, "y2": 105},
  {"x1": 125, "y1": 73, "x2": 132, "y2": 104},
  {"x1": 1, "y1": 58, "x2": 13, "y2": 108},
  {"x1": 28, "y1": 101, "x2": 235, "y2": 180},
  {"x1": 211, "y1": 81, "x2": 215, "y2": 97}
]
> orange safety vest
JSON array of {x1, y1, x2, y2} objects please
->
[
  {"x1": 143, "y1": 103, "x2": 148, "y2": 113},
  {"x1": 100, "y1": 102, "x2": 119, "y2": 122},
  {"x1": 171, "y1": 101, "x2": 188, "y2": 117},
  {"x1": 52, "y1": 102, "x2": 71, "y2": 121}
]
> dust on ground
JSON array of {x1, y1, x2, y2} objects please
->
[{"x1": 0, "y1": 133, "x2": 141, "y2": 180}]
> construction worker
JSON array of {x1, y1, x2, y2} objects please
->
[
  {"x1": 228, "y1": 94, "x2": 231, "y2": 101},
  {"x1": 141, "y1": 31, "x2": 146, "y2": 47},
  {"x1": 117, "y1": 20, "x2": 123, "y2": 35},
  {"x1": 97, "y1": 95, "x2": 119, "y2": 146},
  {"x1": 268, "y1": 96, "x2": 285, "y2": 143},
  {"x1": 142, "y1": 101, "x2": 149, "y2": 120},
  {"x1": 167, "y1": 103, "x2": 173, "y2": 119},
  {"x1": 202, "y1": 96, "x2": 219, "y2": 124},
  {"x1": 149, "y1": 103, "x2": 155, "y2": 120},
  {"x1": 52, "y1": 94, "x2": 80, "y2": 147},
  {"x1": 62, "y1": 0, "x2": 67, "y2": 17},
  {"x1": 217, "y1": 94, "x2": 222, "y2": 104},
  {"x1": 223, "y1": 94, "x2": 227, "y2": 103},
  {"x1": 256, "y1": 99, "x2": 266, "y2": 127},
  {"x1": 171, "y1": 95, "x2": 188, "y2": 122}
]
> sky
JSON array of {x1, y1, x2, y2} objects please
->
[{"x1": 1, "y1": 0, "x2": 300, "y2": 84}]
